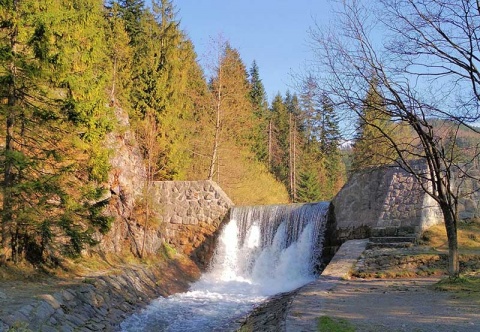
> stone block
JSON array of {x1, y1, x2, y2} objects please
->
[
  {"x1": 32, "y1": 302, "x2": 55, "y2": 325},
  {"x1": 62, "y1": 290, "x2": 76, "y2": 302},
  {"x1": 170, "y1": 215, "x2": 182, "y2": 224},
  {"x1": 39, "y1": 294, "x2": 62, "y2": 310},
  {"x1": 41, "y1": 326, "x2": 60, "y2": 332}
]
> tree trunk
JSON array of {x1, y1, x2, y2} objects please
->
[
  {"x1": 292, "y1": 121, "x2": 297, "y2": 202},
  {"x1": 2, "y1": 11, "x2": 18, "y2": 261},
  {"x1": 208, "y1": 88, "x2": 221, "y2": 181},
  {"x1": 110, "y1": 57, "x2": 117, "y2": 104},
  {"x1": 2, "y1": 113, "x2": 14, "y2": 261},
  {"x1": 289, "y1": 113, "x2": 293, "y2": 198},
  {"x1": 440, "y1": 202, "x2": 460, "y2": 277},
  {"x1": 268, "y1": 119, "x2": 272, "y2": 171}
]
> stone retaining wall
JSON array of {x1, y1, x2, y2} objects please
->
[
  {"x1": 154, "y1": 180, "x2": 234, "y2": 267},
  {"x1": 99, "y1": 106, "x2": 233, "y2": 264},
  {"x1": 328, "y1": 163, "x2": 439, "y2": 243},
  {"x1": 325, "y1": 161, "x2": 480, "y2": 256},
  {"x1": 100, "y1": 180, "x2": 233, "y2": 269}
]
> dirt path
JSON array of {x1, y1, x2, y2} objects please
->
[
  {"x1": 316, "y1": 277, "x2": 478, "y2": 332},
  {"x1": 285, "y1": 240, "x2": 480, "y2": 332}
]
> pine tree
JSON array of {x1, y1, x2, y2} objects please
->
[
  {"x1": 105, "y1": 1, "x2": 133, "y2": 106},
  {"x1": 352, "y1": 77, "x2": 398, "y2": 171},
  {"x1": 249, "y1": 61, "x2": 269, "y2": 164},
  {"x1": 270, "y1": 94, "x2": 290, "y2": 186},
  {"x1": 296, "y1": 170, "x2": 322, "y2": 203}
]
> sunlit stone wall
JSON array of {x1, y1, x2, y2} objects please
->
[
  {"x1": 154, "y1": 180, "x2": 233, "y2": 265},
  {"x1": 327, "y1": 160, "x2": 479, "y2": 245}
]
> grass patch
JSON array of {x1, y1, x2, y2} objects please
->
[
  {"x1": 317, "y1": 316, "x2": 355, "y2": 332},
  {"x1": 0, "y1": 240, "x2": 189, "y2": 282},
  {"x1": 0, "y1": 261, "x2": 51, "y2": 282},
  {"x1": 158, "y1": 242, "x2": 177, "y2": 260},
  {"x1": 435, "y1": 276, "x2": 480, "y2": 292},
  {"x1": 420, "y1": 218, "x2": 480, "y2": 250},
  {"x1": 434, "y1": 276, "x2": 480, "y2": 303},
  {"x1": 54, "y1": 244, "x2": 179, "y2": 278}
]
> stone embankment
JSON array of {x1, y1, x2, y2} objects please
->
[
  {"x1": 0, "y1": 259, "x2": 200, "y2": 332},
  {"x1": 236, "y1": 290, "x2": 297, "y2": 332}
]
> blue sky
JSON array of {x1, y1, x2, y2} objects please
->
[{"x1": 172, "y1": 0, "x2": 333, "y2": 101}]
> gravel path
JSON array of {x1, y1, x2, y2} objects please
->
[
  {"x1": 285, "y1": 240, "x2": 480, "y2": 332},
  {"x1": 295, "y1": 277, "x2": 478, "y2": 332}
]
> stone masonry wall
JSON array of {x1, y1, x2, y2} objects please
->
[
  {"x1": 456, "y1": 168, "x2": 480, "y2": 220},
  {"x1": 328, "y1": 161, "x2": 480, "y2": 246},
  {"x1": 375, "y1": 164, "x2": 443, "y2": 230},
  {"x1": 153, "y1": 180, "x2": 234, "y2": 267},
  {"x1": 99, "y1": 179, "x2": 233, "y2": 268}
]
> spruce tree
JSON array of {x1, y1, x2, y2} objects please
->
[
  {"x1": 296, "y1": 170, "x2": 322, "y2": 203},
  {"x1": 151, "y1": 0, "x2": 197, "y2": 180},
  {"x1": 105, "y1": 1, "x2": 133, "y2": 106},
  {"x1": 249, "y1": 61, "x2": 268, "y2": 117},
  {"x1": 318, "y1": 94, "x2": 340, "y2": 155},
  {"x1": 297, "y1": 75, "x2": 346, "y2": 200},
  {"x1": 115, "y1": 0, "x2": 145, "y2": 47},
  {"x1": 299, "y1": 74, "x2": 321, "y2": 144},
  {"x1": 352, "y1": 77, "x2": 398, "y2": 171},
  {"x1": 249, "y1": 61, "x2": 269, "y2": 164},
  {"x1": 0, "y1": 0, "x2": 112, "y2": 264},
  {"x1": 270, "y1": 94, "x2": 290, "y2": 187},
  {"x1": 319, "y1": 93, "x2": 345, "y2": 198}
]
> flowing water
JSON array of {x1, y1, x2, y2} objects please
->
[{"x1": 121, "y1": 202, "x2": 329, "y2": 332}]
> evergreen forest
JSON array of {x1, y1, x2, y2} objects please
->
[
  {"x1": 0, "y1": 0, "x2": 351, "y2": 264},
  {"x1": 2, "y1": 0, "x2": 479, "y2": 266}
]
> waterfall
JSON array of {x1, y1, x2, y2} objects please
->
[{"x1": 121, "y1": 202, "x2": 329, "y2": 332}]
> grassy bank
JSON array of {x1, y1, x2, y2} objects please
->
[{"x1": 351, "y1": 218, "x2": 480, "y2": 279}]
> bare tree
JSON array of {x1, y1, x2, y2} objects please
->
[
  {"x1": 205, "y1": 36, "x2": 254, "y2": 183},
  {"x1": 204, "y1": 36, "x2": 228, "y2": 181},
  {"x1": 310, "y1": 0, "x2": 480, "y2": 277},
  {"x1": 136, "y1": 111, "x2": 163, "y2": 258}
]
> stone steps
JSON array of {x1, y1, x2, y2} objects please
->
[
  {"x1": 366, "y1": 242, "x2": 415, "y2": 249},
  {"x1": 370, "y1": 226, "x2": 420, "y2": 237},
  {"x1": 369, "y1": 236, "x2": 418, "y2": 244},
  {"x1": 368, "y1": 226, "x2": 419, "y2": 249}
]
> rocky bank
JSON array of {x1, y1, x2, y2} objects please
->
[{"x1": 0, "y1": 257, "x2": 200, "y2": 332}]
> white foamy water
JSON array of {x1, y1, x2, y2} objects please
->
[{"x1": 121, "y1": 202, "x2": 328, "y2": 332}]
